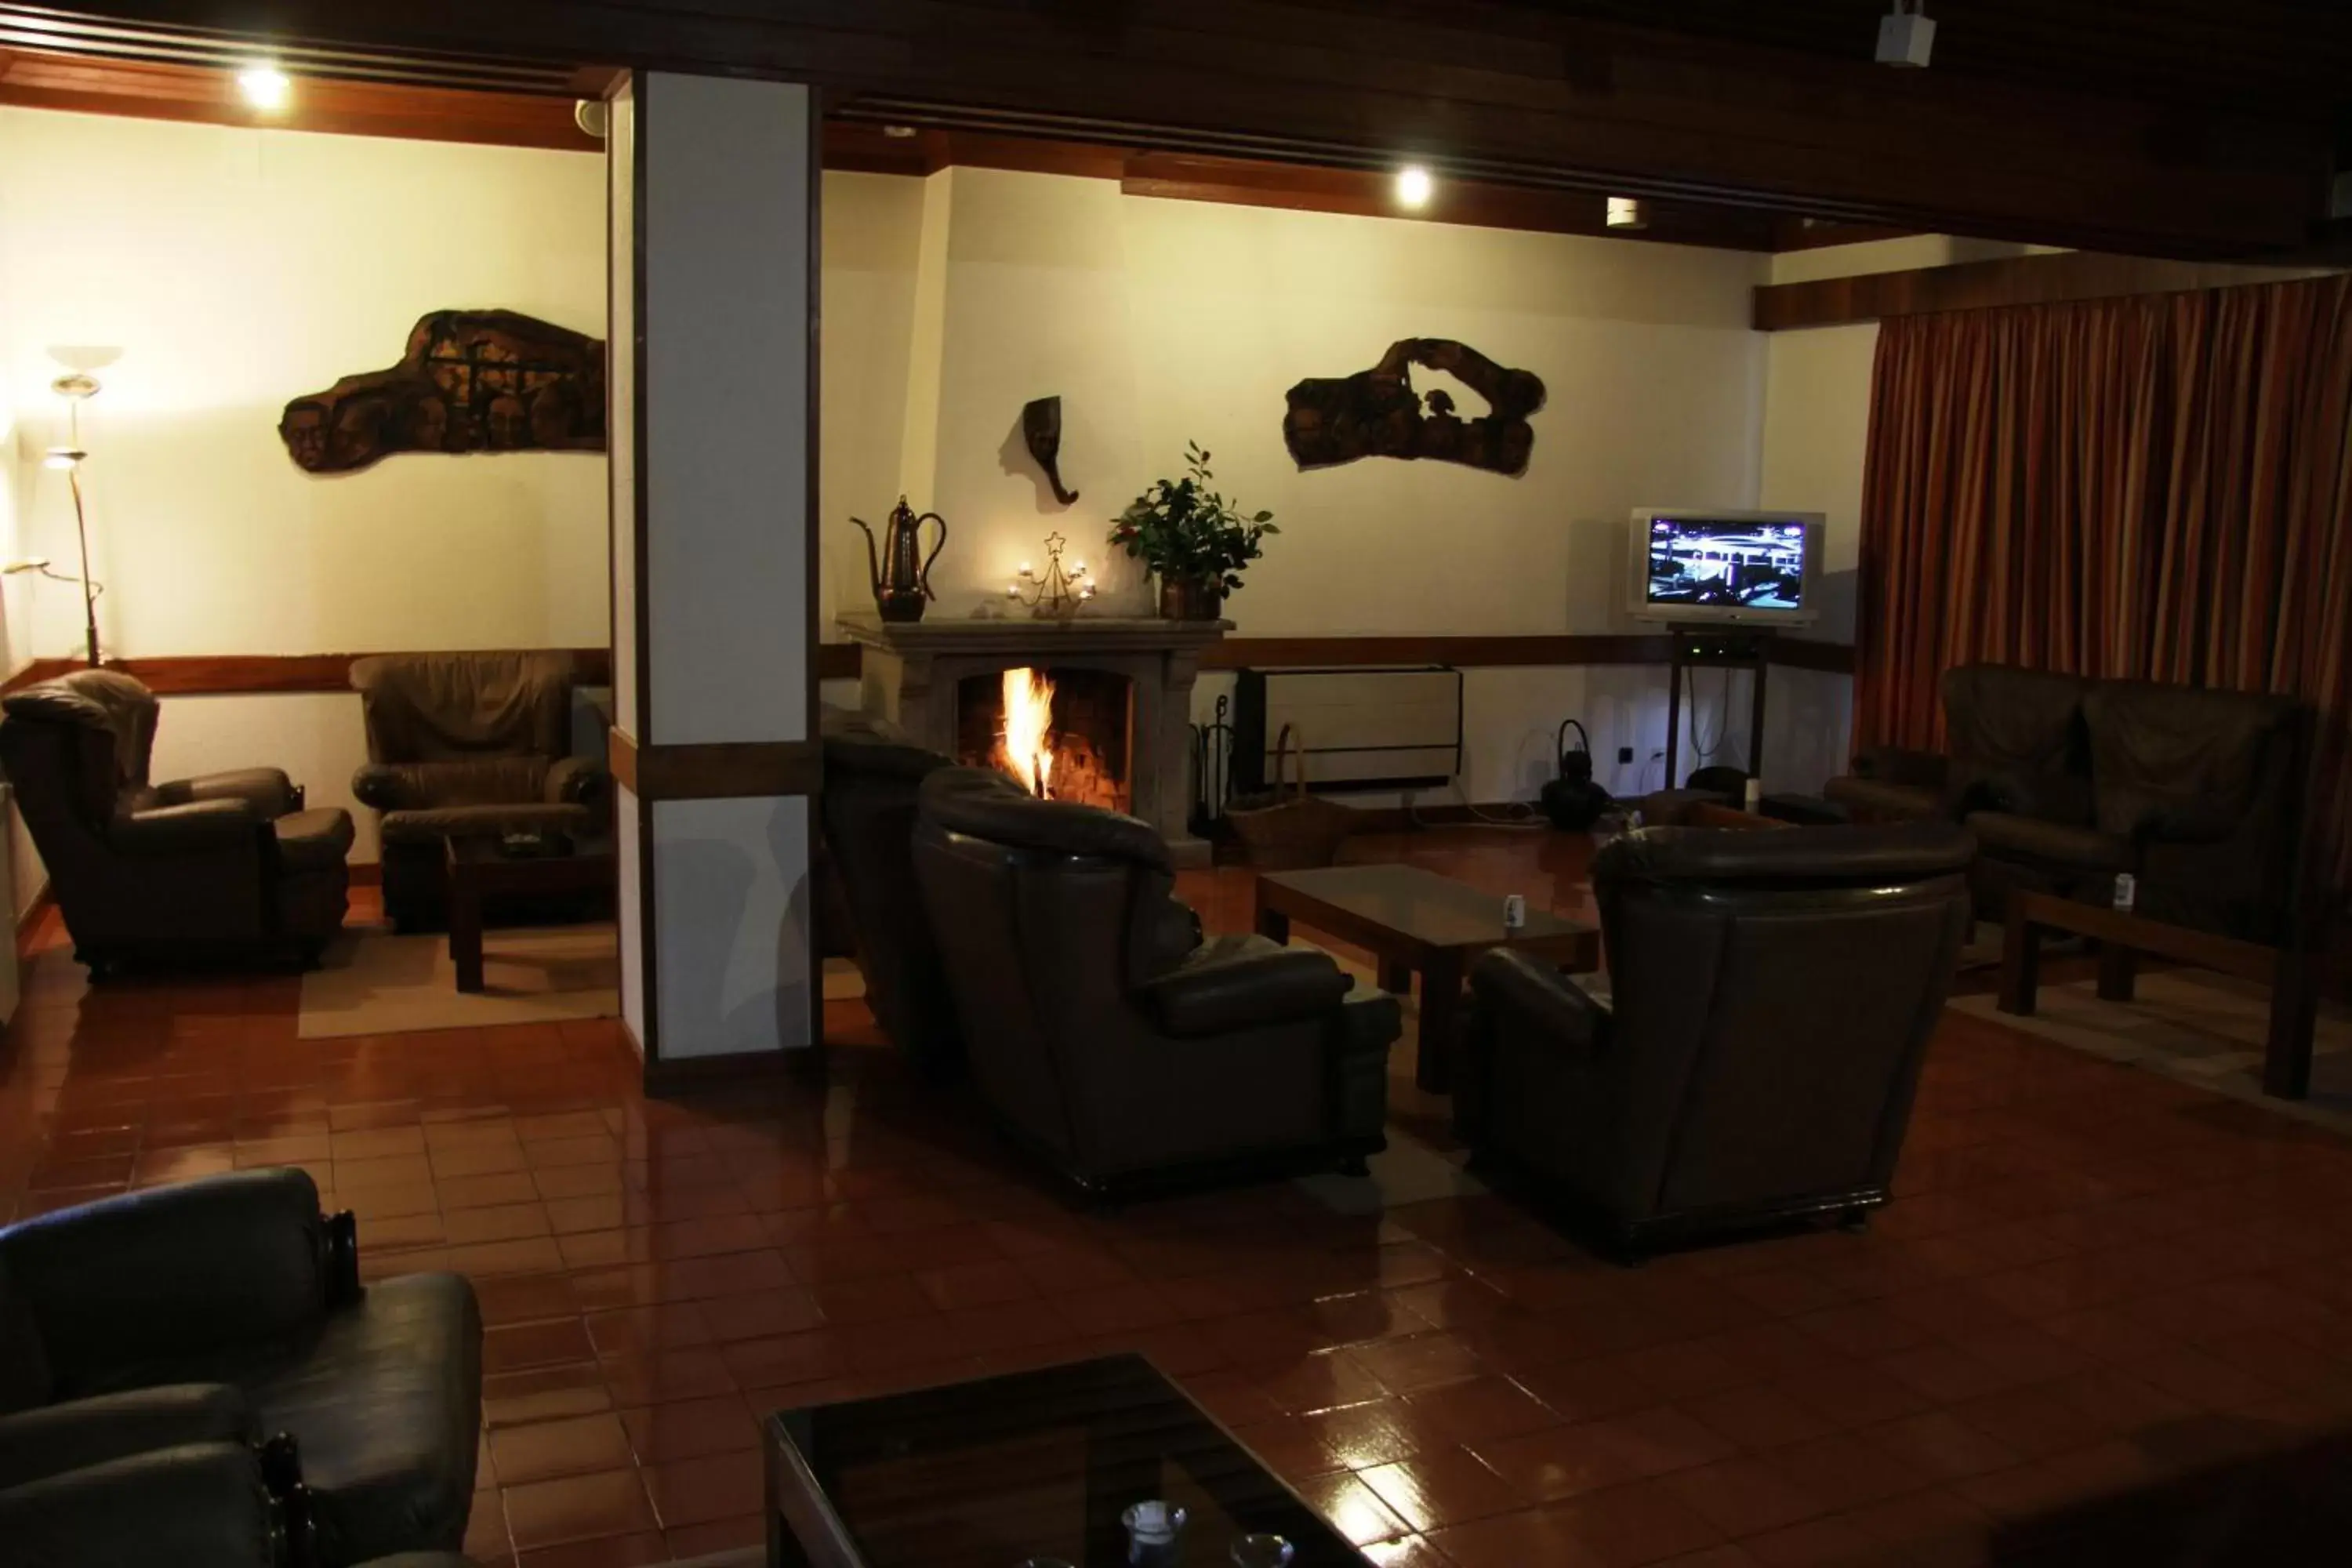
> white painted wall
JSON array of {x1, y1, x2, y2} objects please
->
[
  {"x1": 823, "y1": 166, "x2": 1821, "y2": 801},
  {"x1": 0, "y1": 108, "x2": 611, "y2": 906}
]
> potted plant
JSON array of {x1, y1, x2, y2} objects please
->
[{"x1": 1108, "y1": 441, "x2": 1277, "y2": 620}]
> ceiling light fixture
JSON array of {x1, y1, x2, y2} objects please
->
[
  {"x1": 881, "y1": 124, "x2": 919, "y2": 140},
  {"x1": 237, "y1": 64, "x2": 293, "y2": 112},
  {"x1": 1606, "y1": 196, "x2": 1647, "y2": 230},
  {"x1": 1395, "y1": 165, "x2": 1434, "y2": 210},
  {"x1": 1875, "y1": 0, "x2": 1936, "y2": 67},
  {"x1": 574, "y1": 100, "x2": 609, "y2": 140}
]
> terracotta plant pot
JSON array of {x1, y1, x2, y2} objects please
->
[{"x1": 1158, "y1": 577, "x2": 1224, "y2": 621}]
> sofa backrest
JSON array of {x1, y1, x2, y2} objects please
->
[
  {"x1": 909, "y1": 768, "x2": 1182, "y2": 1168},
  {"x1": 1940, "y1": 664, "x2": 2092, "y2": 821},
  {"x1": 816, "y1": 709, "x2": 960, "y2": 1071},
  {"x1": 350, "y1": 652, "x2": 575, "y2": 764},
  {"x1": 1592, "y1": 822, "x2": 1974, "y2": 1219}
]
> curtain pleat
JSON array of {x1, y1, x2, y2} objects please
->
[{"x1": 1856, "y1": 274, "x2": 2352, "y2": 887}]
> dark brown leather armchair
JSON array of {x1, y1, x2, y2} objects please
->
[
  {"x1": 912, "y1": 768, "x2": 1400, "y2": 1196},
  {"x1": 816, "y1": 707, "x2": 961, "y2": 1073},
  {"x1": 1457, "y1": 822, "x2": 1974, "y2": 1254},
  {"x1": 349, "y1": 652, "x2": 604, "y2": 929},
  {"x1": 0, "y1": 1169, "x2": 481, "y2": 1566},
  {"x1": 1825, "y1": 663, "x2": 2090, "y2": 826},
  {"x1": 0, "y1": 670, "x2": 352, "y2": 973}
]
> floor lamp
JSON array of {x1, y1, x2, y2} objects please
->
[{"x1": 7, "y1": 370, "x2": 107, "y2": 668}]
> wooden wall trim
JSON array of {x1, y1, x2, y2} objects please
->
[
  {"x1": 0, "y1": 649, "x2": 615, "y2": 699},
  {"x1": 1197, "y1": 635, "x2": 1855, "y2": 676},
  {"x1": 608, "y1": 728, "x2": 820, "y2": 803},
  {"x1": 1754, "y1": 250, "x2": 2347, "y2": 331}
]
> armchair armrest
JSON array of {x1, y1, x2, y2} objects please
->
[
  {"x1": 111, "y1": 797, "x2": 267, "y2": 854},
  {"x1": 1138, "y1": 934, "x2": 1350, "y2": 1038},
  {"x1": 0, "y1": 1384, "x2": 254, "y2": 1494},
  {"x1": 0, "y1": 1443, "x2": 287, "y2": 1568},
  {"x1": 151, "y1": 768, "x2": 301, "y2": 819},
  {"x1": 0, "y1": 1171, "x2": 350, "y2": 1393},
  {"x1": 2111, "y1": 792, "x2": 2241, "y2": 846},
  {"x1": 544, "y1": 753, "x2": 610, "y2": 809},
  {"x1": 351, "y1": 762, "x2": 423, "y2": 812},
  {"x1": 1469, "y1": 948, "x2": 1610, "y2": 1055}
]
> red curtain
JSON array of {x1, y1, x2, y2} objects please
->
[{"x1": 1855, "y1": 274, "x2": 2352, "y2": 884}]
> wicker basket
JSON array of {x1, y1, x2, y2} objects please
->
[{"x1": 1226, "y1": 724, "x2": 1359, "y2": 871}]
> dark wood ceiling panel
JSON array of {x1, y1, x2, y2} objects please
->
[{"x1": 4, "y1": 0, "x2": 2339, "y2": 257}]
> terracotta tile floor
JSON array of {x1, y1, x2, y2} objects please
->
[{"x1": 5, "y1": 832, "x2": 2352, "y2": 1566}]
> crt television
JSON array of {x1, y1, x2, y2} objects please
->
[{"x1": 1628, "y1": 508, "x2": 1825, "y2": 626}]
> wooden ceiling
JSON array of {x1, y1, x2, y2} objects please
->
[
  {"x1": 1, "y1": 1, "x2": 2342, "y2": 259},
  {"x1": 0, "y1": 50, "x2": 1902, "y2": 253}
]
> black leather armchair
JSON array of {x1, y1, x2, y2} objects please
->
[
  {"x1": 0, "y1": 670, "x2": 353, "y2": 973},
  {"x1": 350, "y1": 652, "x2": 606, "y2": 930},
  {"x1": 1457, "y1": 822, "x2": 1975, "y2": 1254},
  {"x1": 912, "y1": 768, "x2": 1400, "y2": 1195},
  {"x1": 0, "y1": 1171, "x2": 481, "y2": 1567},
  {"x1": 0, "y1": 1441, "x2": 469, "y2": 1568},
  {"x1": 815, "y1": 707, "x2": 961, "y2": 1073}
]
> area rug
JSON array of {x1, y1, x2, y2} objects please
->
[
  {"x1": 1949, "y1": 969, "x2": 2352, "y2": 1136},
  {"x1": 297, "y1": 923, "x2": 619, "y2": 1039}
]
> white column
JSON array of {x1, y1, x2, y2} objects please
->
[{"x1": 608, "y1": 72, "x2": 819, "y2": 1080}]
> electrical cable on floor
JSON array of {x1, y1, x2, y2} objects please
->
[{"x1": 1406, "y1": 779, "x2": 1547, "y2": 831}]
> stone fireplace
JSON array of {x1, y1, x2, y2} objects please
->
[{"x1": 840, "y1": 611, "x2": 1229, "y2": 866}]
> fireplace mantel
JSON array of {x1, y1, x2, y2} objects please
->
[{"x1": 840, "y1": 610, "x2": 1230, "y2": 866}]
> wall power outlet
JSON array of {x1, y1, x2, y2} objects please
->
[{"x1": 1617, "y1": 746, "x2": 1634, "y2": 764}]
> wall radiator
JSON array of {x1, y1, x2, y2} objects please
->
[{"x1": 1232, "y1": 666, "x2": 1464, "y2": 793}]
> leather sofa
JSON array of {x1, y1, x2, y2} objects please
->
[
  {"x1": 0, "y1": 1443, "x2": 470, "y2": 1568},
  {"x1": 1457, "y1": 822, "x2": 1974, "y2": 1253},
  {"x1": 1825, "y1": 664, "x2": 2307, "y2": 942},
  {"x1": 0, "y1": 670, "x2": 353, "y2": 973},
  {"x1": 816, "y1": 706, "x2": 961, "y2": 1073},
  {"x1": 912, "y1": 767, "x2": 1401, "y2": 1194},
  {"x1": 350, "y1": 652, "x2": 606, "y2": 930},
  {"x1": 0, "y1": 1170, "x2": 482, "y2": 1566}
]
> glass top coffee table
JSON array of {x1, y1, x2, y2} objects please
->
[
  {"x1": 1254, "y1": 863, "x2": 1600, "y2": 1094},
  {"x1": 764, "y1": 1356, "x2": 1368, "y2": 1567}
]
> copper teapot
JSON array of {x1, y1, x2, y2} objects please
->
[{"x1": 851, "y1": 497, "x2": 947, "y2": 623}]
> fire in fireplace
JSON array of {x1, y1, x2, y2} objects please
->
[{"x1": 958, "y1": 666, "x2": 1133, "y2": 814}]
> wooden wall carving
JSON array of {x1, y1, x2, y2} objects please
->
[
  {"x1": 1283, "y1": 339, "x2": 1546, "y2": 475},
  {"x1": 279, "y1": 310, "x2": 606, "y2": 474}
]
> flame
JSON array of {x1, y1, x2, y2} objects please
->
[{"x1": 998, "y1": 666, "x2": 1056, "y2": 798}]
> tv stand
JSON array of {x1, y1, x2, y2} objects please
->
[{"x1": 1663, "y1": 625, "x2": 1773, "y2": 788}]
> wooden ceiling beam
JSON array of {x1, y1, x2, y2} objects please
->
[
  {"x1": 1754, "y1": 249, "x2": 2349, "y2": 330},
  {"x1": 0, "y1": 47, "x2": 595, "y2": 150},
  {"x1": 6, "y1": 0, "x2": 2336, "y2": 260}
]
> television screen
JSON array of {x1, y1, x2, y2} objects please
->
[{"x1": 1642, "y1": 516, "x2": 1810, "y2": 614}]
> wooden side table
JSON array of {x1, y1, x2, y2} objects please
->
[
  {"x1": 1996, "y1": 889, "x2": 2320, "y2": 1099},
  {"x1": 445, "y1": 837, "x2": 617, "y2": 994}
]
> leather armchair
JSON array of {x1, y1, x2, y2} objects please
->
[
  {"x1": 0, "y1": 670, "x2": 353, "y2": 974},
  {"x1": 2078, "y1": 681, "x2": 2307, "y2": 943},
  {"x1": 349, "y1": 652, "x2": 606, "y2": 929},
  {"x1": 0, "y1": 1441, "x2": 470, "y2": 1568},
  {"x1": 1457, "y1": 822, "x2": 1974, "y2": 1254},
  {"x1": 912, "y1": 767, "x2": 1400, "y2": 1196},
  {"x1": 816, "y1": 706, "x2": 962, "y2": 1073},
  {"x1": 0, "y1": 1170, "x2": 481, "y2": 1567}
]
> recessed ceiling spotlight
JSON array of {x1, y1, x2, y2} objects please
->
[
  {"x1": 1606, "y1": 196, "x2": 1647, "y2": 230},
  {"x1": 237, "y1": 64, "x2": 293, "y2": 112},
  {"x1": 881, "y1": 124, "x2": 919, "y2": 140},
  {"x1": 1395, "y1": 165, "x2": 1434, "y2": 210}
]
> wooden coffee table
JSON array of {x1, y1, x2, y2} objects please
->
[
  {"x1": 1254, "y1": 864, "x2": 1599, "y2": 1092},
  {"x1": 445, "y1": 836, "x2": 616, "y2": 993},
  {"x1": 1998, "y1": 889, "x2": 2321, "y2": 1100}
]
